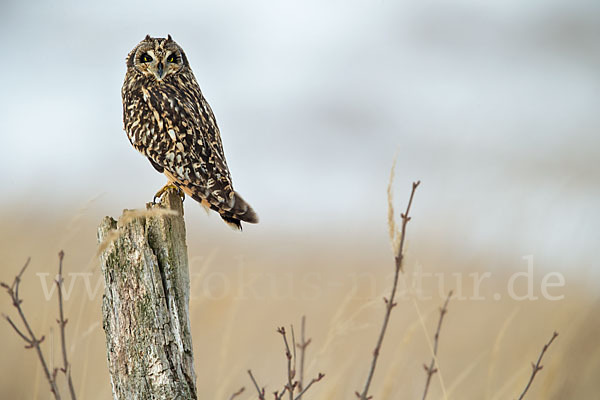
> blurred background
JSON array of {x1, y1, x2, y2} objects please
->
[{"x1": 1, "y1": 0, "x2": 598, "y2": 398}]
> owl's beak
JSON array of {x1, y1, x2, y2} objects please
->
[{"x1": 155, "y1": 62, "x2": 164, "y2": 80}]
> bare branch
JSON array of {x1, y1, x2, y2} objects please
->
[
  {"x1": 422, "y1": 290, "x2": 453, "y2": 400},
  {"x1": 1, "y1": 258, "x2": 62, "y2": 399},
  {"x1": 516, "y1": 331, "x2": 559, "y2": 400},
  {"x1": 248, "y1": 370, "x2": 266, "y2": 400},
  {"x1": 56, "y1": 251, "x2": 77, "y2": 400},
  {"x1": 277, "y1": 326, "x2": 296, "y2": 400},
  {"x1": 249, "y1": 319, "x2": 323, "y2": 400},
  {"x1": 228, "y1": 386, "x2": 245, "y2": 400},
  {"x1": 3, "y1": 314, "x2": 33, "y2": 344},
  {"x1": 291, "y1": 325, "x2": 297, "y2": 376},
  {"x1": 296, "y1": 315, "x2": 312, "y2": 398},
  {"x1": 357, "y1": 180, "x2": 421, "y2": 399},
  {"x1": 294, "y1": 373, "x2": 324, "y2": 400}
]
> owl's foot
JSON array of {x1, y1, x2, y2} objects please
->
[{"x1": 153, "y1": 183, "x2": 185, "y2": 204}]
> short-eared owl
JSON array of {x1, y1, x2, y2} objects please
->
[{"x1": 122, "y1": 35, "x2": 258, "y2": 229}]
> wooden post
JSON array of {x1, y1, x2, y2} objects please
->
[{"x1": 97, "y1": 189, "x2": 197, "y2": 400}]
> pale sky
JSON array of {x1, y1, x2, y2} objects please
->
[{"x1": 1, "y1": 0, "x2": 598, "y2": 271}]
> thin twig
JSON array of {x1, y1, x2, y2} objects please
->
[
  {"x1": 291, "y1": 324, "x2": 297, "y2": 375},
  {"x1": 56, "y1": 251, "x2": 77, "y2": 400},
  {"x1": 356, "y1": 180, "x2": 421, "y2": 400},
  {"x1": 276, "y1": 387, "x2": 287, "y2": 400},
  {"x1": 248, "y1": 319, "x2": 323, "y2": 400},
  {"x1": 293, "y1": 373, "x2": 325, "y2": 400},
  {"x1": 516, "y1": 331, "x2": 559, "y2": 400},
  {"x1": 1, "y1": 258, "x2": 62, "y2": 399},
  {"x1": 296, "y1": 315, "x2": 312, "y2": 398},
  {"x1": 228, "y1": 386, "x2": 245, "y2": 400},
  {"x1": 277, "y1": 327, "x2": 296, "y2": 400},
  {"x1": 422, "y1": 290, "x2": 453, "y2": 400},
  {"x1": 247, "y1": 370, "x2": 266, "y2": 400},
  {"x1": 3, "y1": 314, "x2": 32, "y2": 342}
]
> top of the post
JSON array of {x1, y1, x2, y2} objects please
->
[{"x1": 147, "y1": 187, "x2": 184, "y2": 217}]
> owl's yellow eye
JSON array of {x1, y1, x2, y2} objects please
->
[
  {"x1": 167, "y1": 54, "x2": 177, "y2": 63},
  {"x1": 140, "y1": 53, "x2": 152, "y2": 63}
]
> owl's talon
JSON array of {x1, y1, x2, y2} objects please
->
[{"x1": 153, "y1": 183, "x2": 184, "y2": 204}]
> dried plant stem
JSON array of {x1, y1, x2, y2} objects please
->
[
  {"x1": 422, "y1": 290, "x2": 453, "y2": 400},
  {"x1": 356, "y1": 180, "x2": 420, "y2": 400},
  {"x1": 248, "y1": 319, "x2": 323, "y2": 400},
  {"x1": 56, "y1": 251, "x2": 77, "y2": 400},
  {"x1": 277, "y1": 326, "x2": 296, "y2": 399},
  {"x1": 1, "y1": 258, "x2": 62, "y2": 400},
  {"x1": 516, "y1": 331, "x2": 559, "y2": 400},
  {"x1": 296, "y1": 315, "x2": 312, "y2": 398},
  {"x1": 293, "y1": 373, "x2": 324, "y2": 400},
  {"x1": 247, "y1": 370, "x2": 266, "y2": 400},
  {"x1": 228, "y1": 386, "x2": 245, "y2": 400}
]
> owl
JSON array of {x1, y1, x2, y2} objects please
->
[{"x1": 122, "y1": 35, "x2": 258, "y2": 229}]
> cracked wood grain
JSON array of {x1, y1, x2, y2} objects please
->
[{"x1": 98, "y1": 189, "x2": 197, "y2": 400}]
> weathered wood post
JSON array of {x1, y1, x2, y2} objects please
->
[{"x1": 97, "y1": 189, "x2": 197, "y2": 399}]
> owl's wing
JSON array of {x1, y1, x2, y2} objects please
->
[
  {"x1": 141, "y1": 79, "x2": 239, "y2": 214},
  {"x1": 183, "y1": 83, "x2": 258, "y2": 225},
  {"x1": 123, "y1": 70, "x2": 257, "y2": 226},
  {"x1": 185, "y1": 76, "x2": 231, "y2": 177}
]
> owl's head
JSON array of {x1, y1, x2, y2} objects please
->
[{"x1": 126, "y1": 35, "x2": 189, "y2": 82}]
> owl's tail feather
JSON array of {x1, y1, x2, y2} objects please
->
[
  {"x1": 220, "y1": 215, "x2": 243, "y2": 230},
  {"x1": 229, "y1": 192, "x2": 259, "y2": 222},
  {"x1": 217, "y1": 191, "x2": 258, "y2": 230}
]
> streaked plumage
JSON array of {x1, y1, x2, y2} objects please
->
[{"x1": 122, "y1": 35, "x2": 258, "y2": 229}]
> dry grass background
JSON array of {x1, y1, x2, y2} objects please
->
[{"x1": 1, "y1": 207, "x2": 598, "y2": 399}]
